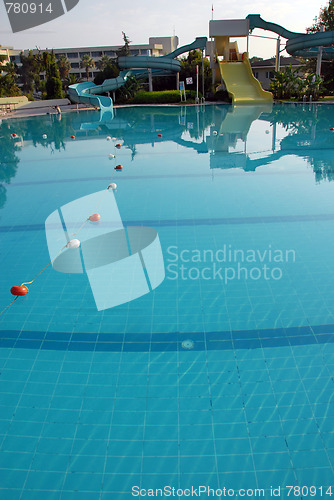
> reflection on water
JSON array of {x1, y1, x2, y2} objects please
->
[
  {"x1": 2, "y1": 103, "x2": 334, "y2": 187},
  {"x1": 0, "y1": 121, "x2": 20, "y2": 209}
]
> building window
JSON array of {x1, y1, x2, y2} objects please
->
[
  {"x1": 91, "y1": 51, "x2": 102, "y2": 57},
  {"x1": 265, "y1": 71, "x2": 274, "y2": 79},
  {"x1": 67, "y1": 52, "x2": 79, "y2": 59},
  {"x1": 254, "y1": 71, "x2": 259, "y2": 78},
  {"x1": 71, "y1": 62, "x2": 79, "y2": 68},
  {"x1": 79, "y1": 52, "x2": 90, "y2": 58},
  {"x1": 104, "y1": 51, "x2": 116, "y2": 57}
]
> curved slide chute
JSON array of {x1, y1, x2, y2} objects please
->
[
  {"x1": 68, "y1": 37, "x2": 207, "y2": 109},
  {"x1": 247, "y1": 14, "x2": 334, "y2": 59}
]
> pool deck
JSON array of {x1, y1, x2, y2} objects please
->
[{"x1": 0, "y1": 102, "x2": 98, "y2": 120}]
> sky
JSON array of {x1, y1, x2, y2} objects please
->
[{"x1": 0, "y1": 0, "x2": 328, "y2": 59}]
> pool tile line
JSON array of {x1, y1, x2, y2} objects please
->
[
  {"x1": 1, "y1": 213, "x2": 334, "y2": 235},
  {"x1": 0, "y1": 323, "x2": 332, "y2": 352}
]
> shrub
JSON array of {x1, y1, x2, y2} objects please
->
[{"x1": 132, "y1": 90, "x2": 201, "y2": 104}]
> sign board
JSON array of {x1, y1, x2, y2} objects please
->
[
  {"x1": 186, "y1": 77, "x2": 193, "y2": 85},
  {"x1": 179, "y1": 81, "x2": 185, "y2": 91},
  {"x1": 209, "y1": 19, "x2": 249, "y2": 37}
]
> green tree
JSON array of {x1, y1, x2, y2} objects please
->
[
  {"x1": 0, "y1": 57, "x2": 20, "y2": 96},
  {"x1": 0, "y1": 74, "x2": 21, "y2": 97},
  {"x1": 307, "y1": 0, "x2": 334, "y2": 32},
  {"x1": 179, "y1": 49, "x2": 212, "y2": 94},
  {"x1": 80, "y1": 54, "x2": 95, "y2": 81},
  {"x1": 43, "y1": 51, "x2": 63, "y2": 99},
  {"x1": 0, "y1": 54, "x2": 6, "y2": 68},
  {"x1": 57, "y1": 54, "x2": 71, "y2": 81},
  {"x1": 19, "y1": 50, "x2": 43, "y2": 94},
  {"x1": 306, "y1": 0, "x2": 334, "y2": 93},
  {"x1": 116, "y1": 32, "x2": 131, "y2": 58},
  {"x1": 249, "y1": 56, "x2": 264, "y2": 63},
  {"x1": 3, "y1": 61, "x2": 18, "y2": 79}
]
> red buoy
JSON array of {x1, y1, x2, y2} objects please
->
[
  {"x1": 89, "y1": 213, "x2": 101, "y2": 221},
  {"x1": 70, "y1": 135, "x2": 75, "y2": 139},
  {"x1": 115, "y1": 164, "x2": 123, "y2": 170},
  {"x1": 115, "y1": 143, "x2": 121, "y2": 148},
  {"x1": 330, "y1": 128, "x2": 334, "y2": 131},
  {"x1": 158, "y1": 134, "x2": 162, "y2": 137},
  {"x1": 11, "y1": 133, "x2": 17, "y2": 138},
  {"x1": 11, "y1": 285, "x2": 28, "y2": 296}
]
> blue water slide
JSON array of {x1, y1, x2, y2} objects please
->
[
  {"x1": 247, "y1": 14, "x2": 334, "y2": 59},
  {"x1": 68, "y1": 37, "x2": 207, "y2": 109}
]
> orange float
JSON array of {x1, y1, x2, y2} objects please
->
[
  {"x1": 70, "y1": 135, "x2": 75, "y2": 139},
  {"x1": 11, "y1": 285, "x2": 29, "y2": 296},
  {"x1": 89, "y1": 213, "x2": 101, "y2": 221}
]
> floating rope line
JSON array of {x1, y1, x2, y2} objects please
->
[
  {"x1": 0, "y1": 296, "x2": 19, "y2": 316},
  {"x1": 1, "y1": 179, "x2": 119, "y2": 316}
]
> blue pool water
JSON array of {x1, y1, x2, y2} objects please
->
[{"x1": 1, "y1": 102, "x2": 334, "y2": 498}]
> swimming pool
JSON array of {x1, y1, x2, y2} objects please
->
[{"x1": 1, "y1": 102, "x2": 334, "y2": 499}]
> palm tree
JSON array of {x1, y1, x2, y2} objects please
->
[
  {"x1": 57, "y1": 54, "x2": 71, "y2": 81},
  {"x1": 80, "y1": 54, "x2": 95, "y2": 81},
  {"x1": 96, "y1": 55, "x2": 112, "y2": 71},
  {"x1": 64, "y1": 73, "x2": 83, "y2": 89}
]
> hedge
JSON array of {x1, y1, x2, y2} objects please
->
[{"x1": 132, "y1": 90, "x2": 201, "y2": 104}]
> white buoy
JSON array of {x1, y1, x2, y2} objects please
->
[
  {"x1": 106, "y1": 136, "x2": 112, "y2": 141},
  {"x1": 42, "y1": 134, "x2": 47, "y2": 139},
  {"x1": 265, "y1": 130, "x2": 270, "y2": 134},
  {"x1": 66, "y1": 239, "x2": 80, "y2": 249},
  {"x1": 108, "y1": 154, "x2": 116, "y2": 159},
  {"x1": 108, "y1": 183, "x2": 117, "y2": 190},
  {"x1": 213, "y1": 131, "x2": 218, "y2": 135}
]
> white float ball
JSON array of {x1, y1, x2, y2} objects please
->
[{"x1": 66, "y1": 239, "x2": 80, "y2": 249}]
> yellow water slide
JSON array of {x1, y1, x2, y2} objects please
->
[{"x1": 219, "y1": 55, "x2": 273, "y2": 104}]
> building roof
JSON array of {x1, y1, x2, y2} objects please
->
[{"x1": 251, "y1": 56, "x2": 301, "y2": 68}]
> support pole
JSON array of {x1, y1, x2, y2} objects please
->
[
  {"x1": 201, "y1": 49, "x2": 205, "y2": 101},
  {"x1": 316, "y1": 25, "x2": 324, "y2": 76},
  {"x1": 275, "y1": 36, "x2": 281, "y2": 72},
  {"x1": 148, "y1": 68, "x2": 153, "y2": 92}
]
